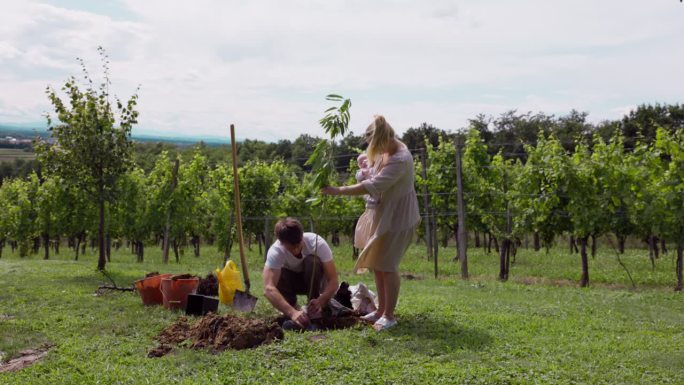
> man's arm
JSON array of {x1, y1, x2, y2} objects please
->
[
  {"x1": 307, "y1": 260, "x2": 339, "y2": 314},
  {"x1": 262, "y1": 266, "x2": 309, "y2": 327}
]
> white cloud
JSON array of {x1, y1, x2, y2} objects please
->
[{"x1": 0, "y1": 0, "x2": 682, "y2": 140}]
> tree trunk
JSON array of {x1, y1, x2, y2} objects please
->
[
  {"x1": 81, "y1": 234, "x2": 87, "y2": 256},
  {"x1": 591, "y1": 234, "x2": 597, "y2": 259},
  {"x1": 675, "y1": 239, "x2": 682, "y2": 292},
  {"x1": 138, "y1": 241, "x2": 145, "y2": 262},
  {"x1": 173, "y1": 239, "x2": 179, "y2": 263},
  {"x1": 580, "y1": 236, "x2": 589, "y2": 288},
  {"x1": 97, "y1": 198, "x2": 106, "y2": 271},
  {"x1": 0, "y1": 239, "x2": 4, "y2": 259},
  {"x1": 192, "y1": 235, "x2": 200, "y2": 257},
  {"x1": 162, "y1": 215, "x2": 171, "y2": 264},
  {"x1": 618, "y1": 235, "x2": 625, "y2": 254},
  {"x1": 498, "y1": 239, "x2": 509, "y2": 281},
  {"x1": 33, "y1": 237, "x2": 40, "y2": 255},
  {"x1": 533, "y1": 232, "x2": 540, "y2": 251},
  {"x1": 569, "y1": 236, "x2": 574, "y2": 254},
  {"x1": 661, "y1": 238, "x2": 667, "y2": 255},
  {"x1": 648, "y1": 235, "x2": 656, "y2": 270},
  {"x1": 493, "y1": 236, "x2": 499, "y2": 253},
  {"x1": 486, "y1": 232, "x2": 492, "y2": 254},
  {"x1": 653, "y1": 236, "x2": 660, "y2": 259},
  {"x1": 474, "y1": 231, "x2": 481, "y2": 248},
  {"x1": 43, "y1": 233, "x2": 50, "y2": 260},
  {"x1": 106, "y1": 234, "x2": 111, "y2": 263},
  {"x1": 75, "y1": 237, "x2": 81, "y2": 261}
]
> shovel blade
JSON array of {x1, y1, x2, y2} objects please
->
[{"x1": 232, "y1": 290, "x2": 258, "y2": 312}]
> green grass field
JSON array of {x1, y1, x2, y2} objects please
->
[
  {"x1": 1, "y1": 242, "x2": 683, "y2": 384},
  {"x1": 0, "y1": 149, "x2": 35, "y2": 163}
]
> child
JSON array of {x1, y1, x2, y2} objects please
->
[{"x1": 354, "y1": 153, "x2": 377, "y2": 250}]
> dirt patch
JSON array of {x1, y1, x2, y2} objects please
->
[
  {"x1": 171, "y1": 274, "x2": 196, "y2": 280},
  {"x1": 0, "y1": 345, "x2": 51, "y2": 373},
  {"x1": 274, "y1": 314, "x2": 361, "y2": 331},
  {"x1": 149, "y1": 314, "x2": 283, "y2": 357},
  {"x1": 145, "y1": 272, "x2": 160, "y2": 278},
  {"x1": 196, "y1": 273, "x2": 218, "y2": 296},
  {"x1": 401, "y1": 273, "x2": 423, "y2": 280},
  {"x1": 307, "y1": 334, "x2": 327, "y2": 342}
]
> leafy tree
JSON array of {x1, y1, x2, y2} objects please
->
[
  {"x1": 592, "y1": 133, "x2": 636, "y2": 253},
  {"x1": 567, "y1": 142, "x2": 601, "y2": 287},
  {"x1": 461, "y1": 128, "x2": 495, "y2": 252},
  {"x1": 655, "y1": 128, "x2": 684, "y2": 291},
  {"x1": 401, "y1": 123, "x2": 447, "y2": 152},
  {"x1": 35, "y1": 47, "x2": 139, "y2": 270},
  {"x1": 1, "y1": 177, "x2": 36, "y2": 257},
  {"x1": 112, "y1": 168, "x2": 148, "y2": 261},
  {"x1": 513, "y1": 131, "x2": 572, "y2": 251}
]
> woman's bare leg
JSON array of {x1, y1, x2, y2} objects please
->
[
  {"x1": 382, "y1": 271, "x2": 401, "y2": 319},
  {"x1": 374, "y1": 269, "x2": 386, "y2": 315}
]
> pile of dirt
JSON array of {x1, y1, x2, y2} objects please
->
[
  {"x1": 274, "y1": 314, "x2": 361, "y2": 331},
  {"x1": 149, "y1": 314, "x2": 283, "y2": 357},
  {"x1": 171, "y1": 274, "x2": 196, "y2": 280},
  {"x1": 196, "y1": 273, "x2": 218, "y2": 296}
]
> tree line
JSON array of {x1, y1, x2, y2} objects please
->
[{"x1": 1, "y1": 48, "x2": 682, "y2": 290}]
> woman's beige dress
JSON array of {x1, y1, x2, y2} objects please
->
[{"x1": 353, "y1": 145, "x2": 421, "y2": 273}]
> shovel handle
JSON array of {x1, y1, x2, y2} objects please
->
[{"x1": 230, "y1": 124, "x2": 250, "y2": 292}]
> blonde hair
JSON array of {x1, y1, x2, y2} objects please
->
[{"x1": 366, "y1": 115, "x2": 395, "y2": 166}]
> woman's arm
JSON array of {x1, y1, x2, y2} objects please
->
[{"x1": 320, "y1": 183, "x2": 368, "y2": 196}]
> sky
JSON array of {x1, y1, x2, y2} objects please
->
[{"x1": 0, "y1": 0, "x2": 682, "y2": 141}]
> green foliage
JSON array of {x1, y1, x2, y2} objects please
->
[
  {"x1": 514, "y1": 131, "x2": 571, "y2": 247},
  {"x1": 34, "y1": 47, "x2": 138, "y2": 270},
  {"x1": 306, "y1": 94, "x2": 352, "y2": 193}
]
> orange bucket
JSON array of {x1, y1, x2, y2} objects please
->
[
  {"x1": 134, "y1": 274, "x2": 173, "y2": 306},
  {"x1": 160, "y1": 277, "x2": 200, "y2": 311}
]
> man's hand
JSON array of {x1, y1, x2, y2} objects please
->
[
  {"x1": 306, "y1": 297, "x2": 325, "y2": 318},
  {"x1": 290, "y1": 309, "x2": 310, "y2": 328}
]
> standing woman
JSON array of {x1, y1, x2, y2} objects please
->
[{"x1": 321, "y1": 115, "x2": 420, "y2": 330}]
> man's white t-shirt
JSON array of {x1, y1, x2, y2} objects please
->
[{"x1": 265, "y1": 233, "x2": 333, "y2": 272}]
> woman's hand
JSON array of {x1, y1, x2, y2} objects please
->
[{"x1": 320, "y1": 186, "x2": 339, "y2": 196}]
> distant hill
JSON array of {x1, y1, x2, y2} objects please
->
[{"x1": 0, "y1": 123, "x2": 229, "y2": 145}]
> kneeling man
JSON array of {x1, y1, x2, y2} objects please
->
[{"x1": 263, "y1": 217, "x2": 339, "y2": 328}]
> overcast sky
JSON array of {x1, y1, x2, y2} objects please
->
[{"x1": 1, "y1": 0, "x2": 682, "y2": 141}]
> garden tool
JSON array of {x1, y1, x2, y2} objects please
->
[{"x1": 229, "y1": 124, "x2": 258, "y2": 312}]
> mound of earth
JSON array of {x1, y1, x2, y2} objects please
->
[
  {"x1": 171, "y1": 274, "x2": 196, "y2": 280},
  {"x1": 196, "y1": 273, "x2": 218, "y2": 296},
  {"x1": 149, "y1": 314, "x2": 283, "y2": 357}
]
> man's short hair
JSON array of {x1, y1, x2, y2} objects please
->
[{"x1": 275, "y1": 217, "x2": 303, "y2": 245}]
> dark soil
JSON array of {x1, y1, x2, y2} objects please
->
[
  {"x1": 274, "y1": 314, "x2": 361, "y2": 331},
  {"x1": 196, "y1": 273, "x2": 219, "y2": 296},
  {"x1": 144, "y1": 272, "x2": 160, "y2": 278},
  {"x1": 149, "y1": 314, "x2": 283, "y2": 357},
  {"x1": 171, "y1": 274, "x2": 196, "y2": 280},
  {"x1": 333, "y1": 282, "x2": 352, "y2": 309}
]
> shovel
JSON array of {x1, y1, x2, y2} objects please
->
[{"x1": 229, "y1": 124, "x2": 258, "y2": 312}]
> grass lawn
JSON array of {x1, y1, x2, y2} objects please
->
[
  {"x1": 0, "y1": 242, "x2": 683, "y2": 384},
  {"x1": 0, "y1": 149, "x2": 35, "y2": 163}
]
